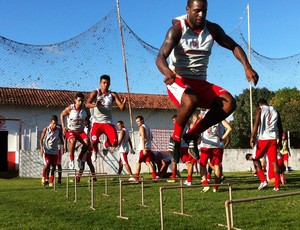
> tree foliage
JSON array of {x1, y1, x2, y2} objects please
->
[{"x1": 230, "y1": 87, "x2": 274, "y2": 148}]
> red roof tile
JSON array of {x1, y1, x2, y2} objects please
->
[{"x1": 0, "y1": 87, "x2": 177, "y2": 109}]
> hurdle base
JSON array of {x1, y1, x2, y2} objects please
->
[
  {"x1": 174, "y1": 211, "x2": 191, "y2": 217},
  {"x1": 117, "y1": 215, "x2": 129, "y2": 220},
  {"x1": 90, "y1": 206, "x2": 96, "y2": 211},
  {"x1": 217, "y1": 223, "x2": 242, "y2": 230}
]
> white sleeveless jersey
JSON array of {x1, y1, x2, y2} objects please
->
[
  {"x1": 200, "y1": 122, "x2": 225, "y2": 148},
  {"x1": 67, "y1": 104, "x2": 87, "y2": 132},
  {"x1": 258, "y1": 105, "x2": 279, "y2": 140},
  {"x1": 43, "y1": 125, "x2": 61, "y2": 155},
  {"x1": 119, "y1": 128, "x2": 130, "y2": 153},
  {"x1": 138, "y1": 124, "x2": 152, "y2": 151},
  {"x1": 169, "y1": 15, "x2": 214, "y2": 80},
  {"x1": 90, "y1": 89, "x2": 114, "y2": 124}
]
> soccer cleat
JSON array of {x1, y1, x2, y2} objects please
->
[
  {"x1": 167, "y1": 179, "x2": 175, "y2": 183},
  {"x1": 43, "y1": 180, "x2": 49, "y2": 186},
  {"x1": 69, "y1": 160, "x2": 74, "y2": 169},
  {"x1": 213, "y1": 188, "x2": 218, "y2": 193},
  {"x1": 91, "y1": 151, "x2": 97, "y2": 162},
  {"x1": 168, "y1": 136, "x2": 181, "y2": 163},
  {"x1": 128, "y1": 177, "x2": 135, "y2": 182},
  {"x1": 183, "y1": 134, "x2": 199, "y2": 160},
  {"x1": 273, "y1": 187, "x2": 279, "y2": 191},
  {"x1": 49, "y1": 183, "x2": 53, "y2": 187},
  {"x1": 184, "y1": 180, "x2": 191, "y2": 186},
  {"x1": 202, "y1": 186, "x2": 210, "y2": 193},
  {"x1": 258, "y1": 181, "x2": 268, "y2": 190}
]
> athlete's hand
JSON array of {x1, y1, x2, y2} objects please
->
[
  {"x1": 164, "y1": 74, "x2": 176, "y2": 85},
  {"x1": 245, "y1": 67, "x2": 259, "y2": 86}
]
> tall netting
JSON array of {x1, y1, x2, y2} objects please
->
[{"x1": 1, "y1": 5, "x2": 299, "y2": 162}]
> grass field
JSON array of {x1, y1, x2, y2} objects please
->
[{"x1": 1, "y1": 171, "x2": 300, "y2": 230}]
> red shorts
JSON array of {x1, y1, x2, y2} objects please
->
[
  {"x1": 120, "y1": 152, "x2": 129, "y2": 165},
  {"x1": 137, "y1": 150, "x2": 152, "y2": 163},
  {"x1": 266, "y1": 155, "x2": 284, "y2": 181},
  {"x1": 282, "y1": 154, "x2": 289, "y2": 161},
  {"x1": 90, "y1": 123, "x2": 118, "y2": 146},
  {"x1": 66, "y1": 130, "x2": 88, "y2": 143},
  {"x1": 44, "y1": 154, "x2": 58, "y2": 166},
  {"x1": 200, "y1": 148, "x2": 223, "y2": 167},
  {"x1": 180, "y1": 147, "x2": 197, "y2": 164},
  {"x1": 253, "y1": 139, "x2": 277, "y2": 163},
  {"x1": 167, "y1": 77, "x2": 228, "y2": 107}
]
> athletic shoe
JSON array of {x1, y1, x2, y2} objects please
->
[
  {"x1": 167, "y1": 179, "x2": 175, "y2": 183},
  {"x1": 202, "y1": 186, "x2": 210, "y2": 193},
  {"x1": 273, "y1": 187, "x2": 279, "y2": 191},
  {"x1": 41, "y1": 177, "x2": 45, "y2": 185},
  {"x1": 168, "y1": 136, "x2": 181, "y2": 163},
  {"x1": 183, "y1": 134, "x2": 199, "y2": 160},
  {"x1": 258, "y1": 181, "x2": 268, "y2": 190},
  {"x1": 184, "y1": 180, "x2": 191, "y2": 186},
  {"x1": 128, "y1": 177, "x2": 135, "y2": 182},
  {"x1": 91, "y1": 151, "x2": 97, "y2": 162},
  {"x1": 43, "y1": 180, "x2": 49, "y2": 186},
  {"x1": 213, "y1": 188, "x2": 218, "y2": 193},
  {"x1": 69, "y1": 160, "x2": 74, "y2": 169},
  {"x1": 49, "y1": 183, "x2": 53, "y2": 187},
  {"x1": 57, "y1": 179, "x2": 62, "y2": 184},
  {"x1": 77, "y1": 158, "x2": 84, "y2": 169}
]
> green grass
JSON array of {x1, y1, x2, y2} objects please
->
[{"x1": 1, "y1": 171, "x2": 300, "y2": 230}]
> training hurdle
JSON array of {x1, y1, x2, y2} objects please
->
[
  {"x1": 53, "y1": 169, "x2": 76, "y2": 192},
  {"x1": 160, "y1": 183, "x2": 232, "y2": 230},
  {"x1": 116, "y1": 177, "x2": 180, "y2": 220},
  {"x1": 90, "y1": 174, "x2": 143, "y2": 210},
  {"x1": 223, "y1": 191, "x2": 300, "y2": 230}
]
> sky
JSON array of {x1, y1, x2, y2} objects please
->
[
  {"x1": 0, "y1": 0, "x2": 299, "y2": 96},
  {"x1": 0, "y1": 0, "x2": 299, "y2": 58}
]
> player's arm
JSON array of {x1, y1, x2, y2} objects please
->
[
  {"x1": 128, "y1": 136, "x2": 135, "y2": 154},
  {"x1": 277, "y1": 112, "x2": 283, "y2": 150},
  {"x1": 59, "y1": 128, "x2": 64, "y2": 153},
  {"x1": 221, "y1": 120, "x2": 233, "y2": 148},
  {"x1": 209, "y1": 22, "x2": 259, "y2": 86},
  {"x1": 85, "y1": 90, "x2": 98, "y2": 109},
  {"x1": 60, "y1": 107, "x2": 70, "y2": 135},
  {"x1": 156, "y1": 21, "x2": 182, "y2": 85},
  {"x1": 112, "y1": 92, "x2": 126, "y2": 110},
  {"x1": 39, "y1": 128, "x2": 47, "y2": 156},
  {"x1": 140, "y1": 126, "x2": 146, "y2": 155},
  {"x1": 250, "y1": 107, "x2": 261, "y2": 148}
]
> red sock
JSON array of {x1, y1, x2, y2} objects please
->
[
  {"x1": 202, "y1": 180, "x2": 209, "y2": 185},
  {"x1": 274, "y1": 174, "x2": 280, "y2": 188},
  {"x1": 257, "y1": 170, "x2": 266, "y2": 182},
  {"x1": 187, "y1": 175, "x2": 192, "y2": 183},
  {"x1": 70, "y1": 154, "x2": 74, "y2": 161},
  {"x1": 50, "y1": 175, "x2": 54, "y2": 183},
  {"x1": 172, "y1": 171, "x2": 176, "y2": 179},
  {"x1": 152, "y1": 171, "x2": 157, "y2": 179},
  {"x1": 172, "y1": 121, "x2": 184, "y2": 142},
  {"x1": 135, "y1": 173, "x2": 139, "y2": 181}
]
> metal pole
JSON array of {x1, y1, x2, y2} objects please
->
[
  {"x1": 247, "y1": 4, "x2": 253, "y2": 132},
  {"x1": 116, "y1": 0, "x2": 136, "y2": 148}
]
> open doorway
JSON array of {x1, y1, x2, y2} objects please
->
[{"x1": 0, "y1": 131, "x2": 8, "y2": 171}]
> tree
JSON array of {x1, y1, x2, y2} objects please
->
[
  {"x1": 270, "y1": 87, "x2": 300, "y2": 148},
  {"x1": 230, "y1": 87, "x2": 274, "y2": 148}
]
